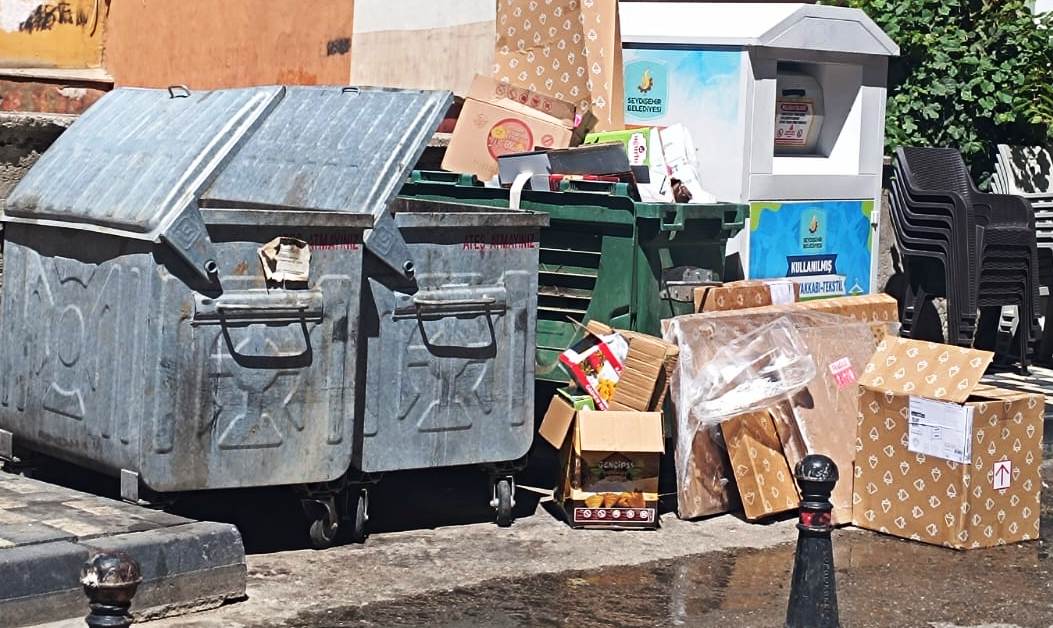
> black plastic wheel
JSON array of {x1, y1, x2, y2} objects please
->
[
  {"x1": 495, "y1": 478, "x2": 513, "y2": 527},
  {"x1": 308, "y1": 516, "x2": 339, "y2": 549}
]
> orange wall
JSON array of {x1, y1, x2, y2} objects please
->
[
  {"x1": 0, "y1": 0, "x2": 105, "y2": 68},
  {"x1": 104, "y1": 0, "x2": 354, "y2": 89}
]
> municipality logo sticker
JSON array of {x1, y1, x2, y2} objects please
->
[{"x1": 624, "y1": 60, "x2": 667, "y2": 121}]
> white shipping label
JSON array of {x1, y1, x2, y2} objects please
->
[
  {"x1": 774, "y1": 100, "x2": 814, "y2": 147},
  {"x1": 767, "y1": 281, "x2": 796, "y2": 305},
  {"x1": 907, "y1": 396, "x2": 973, "y2": 464}
]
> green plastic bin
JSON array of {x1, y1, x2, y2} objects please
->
[{"x1": 399, "y1": 171, "x2": 747, "y2": 382}]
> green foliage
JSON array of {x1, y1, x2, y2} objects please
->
[{"x1": 822, "y1": 0, "x2": 1053, "y2": 180}]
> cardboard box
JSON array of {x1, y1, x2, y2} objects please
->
[
  {"x1": 540, "y1": 396, "x2": 664, "y2": 529},
  {"x1": 853, "y1": 337, "x2": 1044, "y2": 549},
  {"x1": 442, "y1": 75, "x2": 580, "y2": 181},
  {"x1": 693, "y1": 280, "x2": 800, "y2": 313},
  {"x1": 559, "y1": 325, "x2": 629, "y2": 410},
  {"x1": 584, "y1": 322, "x2": 679, "y2": 413},
  {"x1": 721, "y1": 410, "x2": 800, "y2": 520},
  {"x1": 663, "y1": 308, "x2": 881, "y2": 521}
]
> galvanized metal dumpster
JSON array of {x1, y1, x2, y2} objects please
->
[{"x1": 0, "y1": 85, "x2": 544, "y2": 546}]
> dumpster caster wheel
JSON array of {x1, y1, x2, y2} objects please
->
[
  {"x1": 347, "y1": 489, "x2": 369, "y2": 544},
  {"x1": 309, "y1": 517, "x2": 339, "y2": 549},
  {"x1": 303, "y1": 497, "x2": 340, "y2": 549},
  {"x1": 494, "y1": 478, "x2": 514, "y2": 527}
]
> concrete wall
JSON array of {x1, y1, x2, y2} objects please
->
[
  {"x1": 104, "y1": 0, "x2": 355, "y2": 88},
  {"x1": 0, "y1": 0, "x2": 105, "y2": 68},
  {"x1": 350, "y1": 0, "x2": 493, "y2": 95}
]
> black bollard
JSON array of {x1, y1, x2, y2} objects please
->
[
  {"x1": 81, "y1": 551, "x2": 143, "y2": 628},
  {"x1": 785, "y1": 454, "x2": 840, "y2": 628}
]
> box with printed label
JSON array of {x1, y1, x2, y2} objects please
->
[
  {"x1": 540, "y1": 396, "x2": 664, "y2": 530},
  {"x1": 853, "y1": 337, "x2": 1044, "y2": 549},
  {"x1": 693, "y1": 280, "x2": 800, "y2": 313},
  {"x1": 443, "y1": 75, "x2": 583, "y2": 181}
]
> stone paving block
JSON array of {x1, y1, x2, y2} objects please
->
[{"x1": 0, "y1": 473, "x2": 247, "y2": 626}]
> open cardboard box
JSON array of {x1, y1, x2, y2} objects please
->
[
  {"x1": 540, "y1": 394, "x2": 664, "y2": 529},
  {"x1": 584, "y1": 321, "x2": 679, "y2": 413},
  {"x1": 442, "y1": 75, "x2": 592, "y2": 181},
  {"x1": 853, "y1": 337, "x2": 1044, "y2": 549}
]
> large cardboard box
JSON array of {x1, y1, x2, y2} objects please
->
[
  {"x1": 853, "y1": 337, "x2": 1044, "y2": 549},
  {"x1": 721, "y1": 411, "x2": 800, "y2": 521},
  {"x1": 443, "y1": 75, "x2": 580, "y2": 181},
  {"x1": 664, "y1": 307, "x2": 883, "y2": 521},
  {"x1": 540, "y1": 396, "x2": 664, "y2": 529}
]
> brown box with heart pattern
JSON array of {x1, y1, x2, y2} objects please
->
[{"x1": 853, "y1": 336, "x2": 1044, "y2": 549}]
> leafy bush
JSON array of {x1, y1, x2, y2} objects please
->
[{"x1": 823, "y1": 0, "x2": 1053, "y2": 180}]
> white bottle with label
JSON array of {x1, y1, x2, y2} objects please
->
[{"x1": 774, "y1": 71, "x2": 824, "y2": 155}]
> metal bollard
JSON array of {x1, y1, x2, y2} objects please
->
[
  {"x1": 785, "y1": 454, "x2": 840, "y2": 628},
  {"x1": 81, "y1": 551, "x2": 143, "y2": 628}
]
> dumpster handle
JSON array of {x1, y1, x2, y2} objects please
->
[
  {"x1": 413, "y1": 296, "x2": 497, "y2": 308},
  {"x1": 341, "y1": 87, "x2": 361, "y2": 94},
  {"x1": 167, "y1": 85, "x2": 190, "y2": 99},
  {"x1": 660, "y1": 206, "x2": 686, "y2": 232}
]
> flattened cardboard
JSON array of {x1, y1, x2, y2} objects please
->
[
  {"x1": 663, "y1": 307, "x2": 883, "y2": 520},
  {"x1": 722, "y1": 411, "x2": 799, "y2": 521},
  {"x1": 609, "y1": 331, "x2": 679, "y2": 412},
  {"x1": 693, "y1": 280, "x2": 800, "y2": 313}
]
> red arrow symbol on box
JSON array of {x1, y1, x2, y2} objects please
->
[{"x1": 995, "y1": 463, "x2": 1011, "y2": 486}]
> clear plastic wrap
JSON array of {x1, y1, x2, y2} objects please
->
[
  {"x1": 663, "y1": 308, "x2": 884, "y2": 521},
  {"x1": 669, "y1": 318, "x2": 815, "y2": 518}
]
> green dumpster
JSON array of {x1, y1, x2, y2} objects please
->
[{"x1": 399, "y1": 171, "x2": 747, "y2": 382}]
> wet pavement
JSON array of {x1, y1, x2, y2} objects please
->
[{"x1": 240, "y1": 465, "x2": 1053, "y2": 628}]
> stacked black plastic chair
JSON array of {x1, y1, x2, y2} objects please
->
[
  {"x1": 889, "y1": 146, "x2": 1041, "y2": 374},
  {"x1": 992, "y1": 144, "x2": 1053, "y2": 362}
]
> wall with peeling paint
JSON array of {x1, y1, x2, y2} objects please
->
[
  {"x1": 103, "y1": 0, "x2": 355, "y2": 89},
  {"x1": 0, "y1": 0, "x2": 105, "y2": 68}
]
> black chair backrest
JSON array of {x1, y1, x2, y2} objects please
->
[{"x1": 896, "y1": 146, "x2": 975, "y2": 200}]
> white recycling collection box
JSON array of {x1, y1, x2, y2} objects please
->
[{"x1": 620, "y1": 2, "x2": 899, "y2": 298}]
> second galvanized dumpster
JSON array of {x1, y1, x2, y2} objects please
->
[{"x1": 0, "y1": 85, "x2": 544, "y2": 547}]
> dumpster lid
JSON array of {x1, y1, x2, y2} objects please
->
[
  {"x1": 619, "y1": 3, "x2": 899, "y2": 57},
  {"x1": 2, "y1": 85, "x2": 284, "y2": 279},
  {"x1": 201, "y1": 86, "x2": 452, "y2": 280}
]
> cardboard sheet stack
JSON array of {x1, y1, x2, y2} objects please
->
[
  {"x1": 540, "y1": 322, "x2": 678, "y2": 530},
  {"x1": 662, "y1": 291, "x2": 1045, "y2": 549}
]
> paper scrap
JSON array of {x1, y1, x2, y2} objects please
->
[
  {"x1": 907, "y1": 396, "x2": 973, "y2": 464},
  {"x1": 258, "y1": 237, "x2": 311, "y2": 283}
]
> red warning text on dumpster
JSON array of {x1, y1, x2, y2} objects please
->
[{"x1": 463, "y1": 233, "x2": 538, "y2": 250}]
